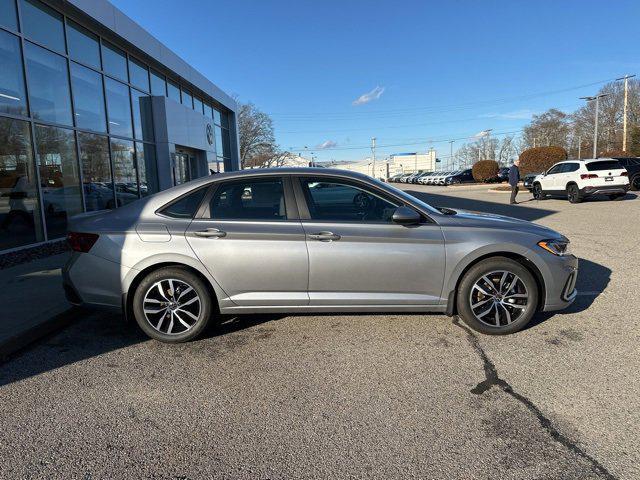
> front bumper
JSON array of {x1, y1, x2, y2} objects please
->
[{"x1": 542, "y1": 254, "x2": 579, "y2": 312}]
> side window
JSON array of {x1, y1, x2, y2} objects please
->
[
  {"x1": 160, "y1": 186, "x2": 207, "y2": 218},
  {"x1": 209, "y1": 178, "x2": 286, "y2": 220},
  {"x1": 564, "y1": 163, "x2": 579, "y2": 173},
  {"x1": 546, "y1": 164, "x2": 562, "y2": 175},
  {"x1": 300, "y1": 178, "x2": 399, "y2": 222}
]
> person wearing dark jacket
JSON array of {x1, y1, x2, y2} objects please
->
[{"x1": 508, "y1": 160, "x2": 520, "y2": 204}]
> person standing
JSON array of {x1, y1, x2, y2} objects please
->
[{"x1": 509, "y1": 159, "x2": 520, "y2": 204}]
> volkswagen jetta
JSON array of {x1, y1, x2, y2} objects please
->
[{"x1": 63, "y1": 168, "x2": 578, "y2": 342}]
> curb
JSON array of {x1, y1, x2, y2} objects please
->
[{"x1": 0, "y1": 307, "x2": 86, "y2": 363}]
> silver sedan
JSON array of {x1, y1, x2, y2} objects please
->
[{"x1": 63, "y1": 168, "x2": 578, "y2": 342}]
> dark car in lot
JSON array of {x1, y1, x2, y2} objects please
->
[
  {"x1": 614, "y1": 157, "x2": 640, "y2": 191},
  {"x1": 523, "y1": 172, "x2": 541, "y2": 191},
  {"x1": 445, "y1": 169, "x2": 475, "y2": 185}
]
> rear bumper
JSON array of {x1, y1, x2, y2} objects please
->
[{"x1": 581, "y1": 184, "x2": 629, "y2": 196}]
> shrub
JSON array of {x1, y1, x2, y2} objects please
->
[
  {"x1": 472, "y1": 160, "x2": 499, "y2": 182},
  {"x1": 518, "y1": 146, "x2": 568, "y2": 175}
]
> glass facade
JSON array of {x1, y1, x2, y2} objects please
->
[{"x1": 0, "y1": 0, "x2": 235, "y2": 252}]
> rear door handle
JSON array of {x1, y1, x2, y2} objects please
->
[
  {"x1": 193, "y1": 228, "x2": 227, "y2": 238},
  {"x1": 308, "y1": 231, "x2": 341, "y2": 242}
]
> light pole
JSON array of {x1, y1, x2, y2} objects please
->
[
  {"x1": 580, "y1": 94, "x2": 610, "y2": 158},
  {"x1": 371, "y1": 137, "x2": 376, "y2": 178},
  {"x1": 449, "y1": 140, "x2": 454, "y2": 170},
  {"x1": 616, "y1": 75, "x2": 636, "y2": 152}
]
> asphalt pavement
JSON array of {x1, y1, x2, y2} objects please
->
[{"x1": 0, "y1": 184, "x2": 638, "y2": 479}]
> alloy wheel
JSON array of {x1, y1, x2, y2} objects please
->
[
  {"x1": 468, "y1": 270, "x2": 529, "y2": 327},
  {"x1": 633, "y1": 175, "x2": 640, "y2": 190},
  {"x1": 142, "y1": 279, "x2": 201, "y2": 335}
]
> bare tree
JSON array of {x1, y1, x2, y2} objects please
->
[
  {"x1": 237, "y1": 102, "x2": 276, "y2": 168},
  {"x1": 522, "y1": 109, "x2": 571, "y2": 151}
]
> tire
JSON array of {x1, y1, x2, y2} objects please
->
[
  {"x1": 456, "y1": 257, "x2": 539, "y2": 335},
  {"x1": 132, "y1": 266, "x2": 214, "y2": 343},
  {"x1": 532, "y1": 183, "x2": 545, "y2": 200},
  {"x1": 630, "y1": 174, "x2": 640, "y2": 191},
  {"x1": 567, "y1": 184, "x2": 582, "y2": 203}
]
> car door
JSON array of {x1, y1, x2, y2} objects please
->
[
  {"x1": 556, "y1": 162, "x2": 579, "y2": 192},
  {"x1": 185, "y1": 175, "x2": 309, "y2": 306},
  {"x1": 541, "y1": 163, "x2": 563, "y2": 192},
  {"x1": 293, "y1": 176, "x2": 446, "y2": 306}
]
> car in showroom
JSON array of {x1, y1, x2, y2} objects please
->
[
  {"x1": 445, "y1": 169, "x2": 475, "y2": 185},
  {"x1": 64, "y1": 168, "x2": 578, "y2": 343},
  {"x1": 532, "y1": 158, "x2": 629, "y2": 203}
]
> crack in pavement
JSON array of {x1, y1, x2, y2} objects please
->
[{"x1": 453, "y1": 318, "x2": 617, "y2": 480}]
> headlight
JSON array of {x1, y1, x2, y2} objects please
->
[{"x1": 537, "y1": 239, "x2": 571, "y2": 256}]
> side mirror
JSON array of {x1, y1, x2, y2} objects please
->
[{"x1": 392, "y1": 206, "x2": 421, "y2": 226}]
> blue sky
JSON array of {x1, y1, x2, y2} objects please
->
[{"x1": 111, "y1": 0, "x2": 640, "y2": 162}]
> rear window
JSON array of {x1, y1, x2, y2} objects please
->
[
  {"x1": 586, "y1": 160, "x2": 622, "y2": 171},
  {"x1": 159, "y1": 187, "x2": 207, "y2": 218}
]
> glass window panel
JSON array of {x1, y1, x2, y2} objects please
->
[
  {"x1": 102, "y1": 41, "x2": 127, "y2": 80},
  {"x1": 0, "y1": 117, "x2": 43, "y2": 248},
  {"x1": 110, "y1": 138, "x2": 137, "y2": 204},
  {"x1": 105, "y1": 77, "x2": 133, "y2": 138},
  {"x1": 130, "y1": 88, "x2": 154, "y2": 141},
  {"x1": 193, "y1": 97, "x2": 203, "y2": 114},
  {"x1": 0, "y1": 0, "x2": 18, "y2": 31},
  {"x1": 128, "y1": 57, "x2": 149, "y2": 92},
  {"x1": 159, "y1": 186, "x2": 207, "y2": 218},
  {"x1": 135, "y1": 142, "x2": 157, "y2": 197},
  {"x1": 213, "y1": 108, "x2": 221, "y2": 125},
  {"x1": 222, "y1": 128, "x2": 231, "y2": 158},
  {"x1": 300, "y1": 179, "x2": 398, "y2": 222},
  {"x1": 208, "y1": 179, "x2": 286, "y2": 220},
  {"x1": 77, "y1": 132, "x2": 113, "y2": 211},
  {"x1": 167, "y1": 79, "x2": 180, "y2": 102},
  {"x1": 0, "y1": 30, "x2": 28, "y2": 116},
  {"x1": 214, "y1": 125, "x2": 223, "y2": 158},
  {"x1": 220, "y1": 111, "x2": 229, "y2": 129},
  {"x1": 204, "y1": 103, "x2": 213, "y2": 119},
  {"x1": 67, "y1": 20, "x2": 100, "y2": 69},
  {"x1": 181, "y1": 89, "x2": 192, "y2": 108},
  {"x1": 20, "y1": 0, "x2": 65, "y2": 52},
  {"x1": 70, "y1": 62, "x2": 106, "y2": 132},
  {"x1": 35, "y1": 125, "x2": 82, "y2": 238},
  {"x1": 24, "y1": 42, "x2": 72, "y2": 125},
  {"x1": 150, "y1": 69, "x2": 166, "y2": 96}
]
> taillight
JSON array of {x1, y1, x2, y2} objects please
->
[
  {"x1": 621, "y1": 171, "x2": 628, "y2": 177},
  {"x1": 580, "y1": 173, "x2": 598, "y2": 180},
  {"x1": 67, "y1": 232, "x2": 99, "y2": 253}
]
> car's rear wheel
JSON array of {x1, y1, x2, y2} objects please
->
[
  {"x1": 456, "y1": 257, "x2": 539, "y2": 335},
  {"x1": 133, "y1": 267, "x2": 213, "y2": 343},
  {"x1": 567, "y1": 184, "x2": 582, "y2": 203},
  {"x1": 532, "y1": 183, "x2": 545, "y2": 200}
]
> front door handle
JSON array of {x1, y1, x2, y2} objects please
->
[
  {"x1": 193, "y1": 228, "x2": 227, "y2": 238},
  {"x1": 308, "y1": 231, "x2": 341, "y2": 242}
]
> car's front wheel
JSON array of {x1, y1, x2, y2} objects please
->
[
  {"x1": 630, "y1": 174, "x2": 640, "y2": 191},
  {"x1": 532, "y1": 183, "x2": 545, "y2": 200},
  {"x1": 132, "y1": 266, "x2": 213, "y2": 343},
  {"x1": 456, "y1": 257, "x2": 539, "y2": 335}
]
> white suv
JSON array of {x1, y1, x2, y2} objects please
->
[{"x1": 532, "y1": 158, "x2": 630, "y2": 203}]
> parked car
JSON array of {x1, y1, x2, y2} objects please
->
[
  {"x1": 388, "y1": 174, "x2": 404, "y2": 183},
  {"x1": 418, "y1": 172, "x2": 436, "y2": 184},
  {"x1": 613, "y1": 157, "x2": 640, "y2": 191},
  {"x1": 399, "y1": 173, "x2": 414, "y2": 183},
  {"x1": 532, "y1": 158, "x2": 629, "y2": 203},
  {"x1": 445, "y1": 169, "x2": 475, "y2": 185},
  {"x1": 523, "y1": 172, "x2": 541, "y2": 191},
  {"x1": 65, "y1": 168, "x2": 578, "y2": 343}
]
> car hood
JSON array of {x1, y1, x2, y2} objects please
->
[{"x1": 444, "y1": 208, "x2": 564, "y2": 239}]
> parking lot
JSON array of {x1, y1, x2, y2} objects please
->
[{"x1": 1, "y1": 184, "x2": 638, "y2": 479}]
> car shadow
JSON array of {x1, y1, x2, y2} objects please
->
[{"x1": 405, "y1": 190, "x2": 559, "y2": 222}]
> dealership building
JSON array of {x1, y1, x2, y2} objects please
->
[{"x1": 0, "y1": 0, "x2": 240, "y2": 253}]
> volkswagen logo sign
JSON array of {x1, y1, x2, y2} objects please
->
[{"x1": 206, "y1": 123, "x2": 214, "y2": 145}]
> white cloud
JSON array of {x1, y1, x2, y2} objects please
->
[
  {"x1": 474, "y1": 130, "x2": 492, "y2": 138},
  {"x1": 479, "y1": 109, "x2": 537, "y2": 120},
  {"x1": 316, "y1": 140, "x2": 338, "y2": 149},
  {"x1": 352, "y1": 86, "x2": 385, "y2": 106}
]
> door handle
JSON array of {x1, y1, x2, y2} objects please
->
[
  {"x1": 308, "y1": 231, "x2": 341, "y2": 242},
  {"x1": 193, "y1": 228, "x2": 227, "y2": 238}
]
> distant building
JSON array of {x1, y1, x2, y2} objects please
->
[{"x1": 390, "y1": 151, "x2": 437, "y2": 174}]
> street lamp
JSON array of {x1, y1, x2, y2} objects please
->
[{"x1": 580, "y1": 94, "x2": 610, "y2": 158}]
